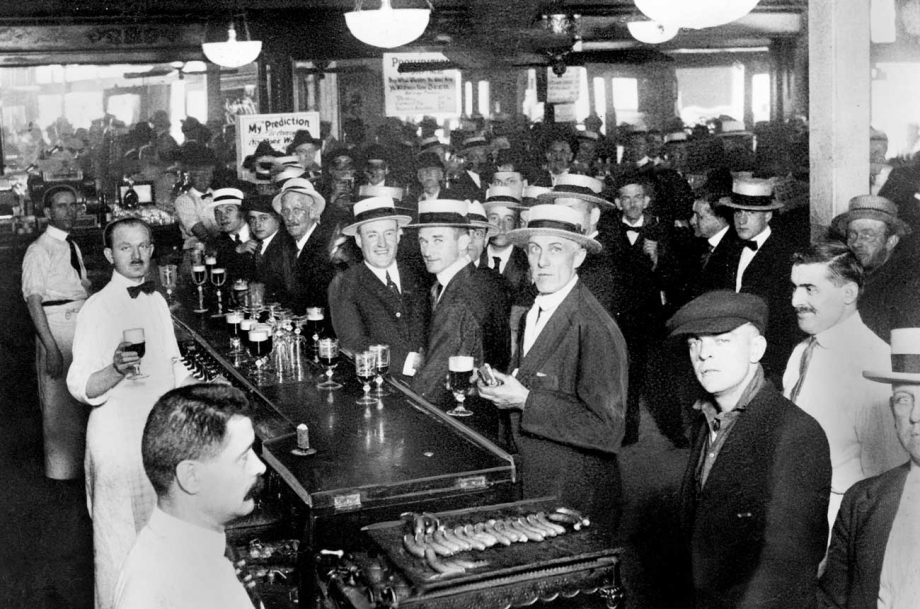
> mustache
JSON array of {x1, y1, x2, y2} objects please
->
[
  {"x1": 244, "y1": 476, "x2": 265, "y2": 501},
  {"x1": 795, "y1": 306, "x2": 816, "y2": 315}
]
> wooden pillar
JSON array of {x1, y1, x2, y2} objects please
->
[{"x1": 809, "y1": 0, "x2": 871, "y2": 239}]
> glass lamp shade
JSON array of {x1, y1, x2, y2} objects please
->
[
  {"x1": 635, "y1": 0, "x2": 760, "y2": 30},
  {"x1": 345, "y1": 0, "x2": 430, "y2": 48},
  {"x1": 202, "y1": 25, "x2": 262, "y2": 68},
  {"x1": 627, "y1": 20, "x2": 679, "y2": 44}
]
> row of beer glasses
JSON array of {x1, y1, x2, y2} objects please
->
[{"x1": 190, "y1": 260, "x2": 227, "y2": 315}]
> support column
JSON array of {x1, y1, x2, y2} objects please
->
[{"x1": 809, "y1": 0, "x2": 871, "y2": 239}]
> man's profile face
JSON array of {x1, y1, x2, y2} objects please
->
[
  {"x1": 195, "y1": 415, "x2": 266, "y2": 525},
  {"x1": 214, "y1": 204, "x2": 244, "y2": 235},
  {"x1": 891, "y1": 385, "x2": 920, "y2": 465},
  {"x1": 356, "y1": 219, "x2": 400, "y2": 270},
  {"x1": 279, "y1": 192, "x2": 319, "y2": 240},
  {"x1": 104, "y1": 223, "x2": 153, "y2": 280},
  {"x1": 690, "y1": 199, "x2": 725, "y2": 239},
  {"x1": 487, "y1": 207, "x2": 517, "y2": 248},
  {"x1": 846, "y1": 218, "x2": 896, "y2": 271},
  {"x1": 545, "y1": 141, "x2": 573, "y2": 174},
  {"x1": 687, "y1": 324, "x2": 764, "y2": 398},
  {"x1": 45, "y1": 190, "x2": 79, "y2": 232},
  {"x1": 791, "y1": 262, "x2": 855, "y2": 336},
  {"x1": 526, "y1": 234, "x2": 586, "y2": 294},
  {"x1": 248, "y1": 211, "x2": 280, "y2": 241},
  {"x1": 617, "y1": 184, "x2": 650, "y2": 223},
  {"x1": 733, "y1": 209, "x2": 771, "y2": 241},
  {"x1": 418, "y1": 226, "x2": 469, "y2": 275}
]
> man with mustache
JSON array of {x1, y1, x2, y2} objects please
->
[
  {"x1": 784, "y1": 241, "x2": 906, "y2": 532},
  {"x1": 114, "y1": 385, "x2": 266, "y2": 609}
]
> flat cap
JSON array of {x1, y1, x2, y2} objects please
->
[{"x1": 666, "y1": 290, "x2": 768, "y2": 337}]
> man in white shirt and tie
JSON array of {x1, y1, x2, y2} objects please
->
[
  {"x1": 478, "y1": 204, "x2": 629, "y2": 539},
  {"x1": 174, "y1": 143, "x2": 219, "y2": 270}
]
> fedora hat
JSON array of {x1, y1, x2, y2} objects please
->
[
  {"x1": 286, "y1": 130, "x2": 321, "y2": 155},
  {"x1": 358, "y1": 184, "x2": 404, "y2": 202},
  {"x1": 507, "y1": 204, "x2": 601, "y2": 254},
  {"x1": 418, "y1": 136, "x2": 444, "y2": 153},
  {"x1": 717, "y1": 120, "x2": 752, "y2": 138},
  {"x1": 203, "y1": 187, "x2": 245, "y2": 212},
  {"x1": 415, "y1": 151, "x2": 444, "y2": 171},
  {"x1": 467, "y1": 200, "x2": 499, "y2": 237},
  {"x1": 242, "y1": 194, "x2": 277, "y2": 216},
  {"x1": 404, "y1": 200, "x2": 472, "y2": 230},
  {"x1": 341, "y1": 196, "x2": 412, "y2": 236},
  {"x1": 720, "y1": 177, "x2": 784, "y2": 211},
  {"x1": 484, "y1": 185, "x2": 525, "y2": 211},
  {"x1": 830, "y1": 194, "x2": 911, "y2": 238},
  {"x1": 537, "y1": 174, "x2": 613, "y2": 208},
  {"x1": 271, "y1": 177, "x2": 325, "y2": 216},
  {"x1": 864, "y1": 328, "x2": 920, "y2": 384},
  {"x1": 461, "y1": 135, "x2": 489, "y2": 152}
]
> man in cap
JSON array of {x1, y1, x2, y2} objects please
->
[
  {"x1": 174, "y1": 142, "x2": 219, "y2": 266},
  {"x1": 450, "y1": 135, "x2": 491, "y2": 201},
  {"x1": 722, "y1": 177, "x2": 801, "y2": 381},
  {"x1": 784, "y1": 241, "x2": 906, "y2": 531},
  {"x1": 327, "y1": 197, "x2": 428, "y2": 379},
  {"x1": 205, "y1": 187, "x2": 255, "y2": 283},
  {"x1": 273, "y1": 178, "x2": 335, "y2": 313},
  {"x1": 667, "y1": 290, "x2": 831, "y2": 609},
  {"x1": 245, "y1": 194, "x2": 295, "y2": 305},
  {"x1": 478, "y1": 204, "x2": 628, "y2": 538},
  {"x1": 820, "y1": 327, "x2": 920, "y2": 609},
  {"x1": 831, "y1": 194, "x2": 920, "y2": 343},
  {"x1": 22, "y1": 184, "x2": 92, "y2": 481}
]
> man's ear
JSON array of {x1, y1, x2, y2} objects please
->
[
  {"x1": 43, "y1": 206, "x2": 52, "y2": 220},
  {"x1": 749, "y1": 332, "x2": 767, "y2": 364},
  {"x1": 842, "y1": 281, "x2": 859, "y2": 306},
  {"x1": 573, "y1": 246, "x2": 588, "y2": 269},
  {"x1": 103, "y1": 247, "x2": 114, "y2": 265},
  {"x1": 590, "y1": 207, "x2": 601, "y2": 228},
  {"x1": 175, "y1": 460, "x2": 202, "y2": 495},
  {"x1": 886, "y1": 233, "x2": 900, "y2": 253},
  {"x1": 457, "y1": 232, "x2": 471, "y2": 252}
]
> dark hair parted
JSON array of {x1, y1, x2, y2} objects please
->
[
  {"x1": 42, "y1": 184, "x2": 79, "y2": 208},
  {"x1": 791, "y1": 240, "x2": 864, "y2": 290},
  {"x1": 103, "y1": 217, "x2": 153, "y2": 250},
  {"x1": 142, "y1": 384, "x2": 250, "y2": 496}
]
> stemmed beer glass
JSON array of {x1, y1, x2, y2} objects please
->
[
  {"x1": 355, "y1": 351, "x2": 377, "y2": 405},
  {"x1": 447, "y1": 355, "x2": 474, "y2": 417},
  {"x1": 191, "y1": 264, "x2": 208, "y2": 313},
  {"x1": 210, "y1": 267, "x2": 226, "y2": 316},
  {"x1": 157, "y1": 264, "x2": 177, "y2": 303},
  {"x1": 122, "y1": 328, "x2": 148, "y2": 380},
  {"x1": 316, "y1": 338, "x2": 342, "y2": 390},
  {"x1": 368, "y1": 344, "x2": 391, "y2": 397}
]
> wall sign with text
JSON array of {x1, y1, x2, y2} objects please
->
[{"x1": 382, "y1": 52, "x2": 460, "y2": 117}]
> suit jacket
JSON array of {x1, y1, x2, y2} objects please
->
[
  {"x1": 510, "y1": 280, "x2": 628, "y2": 536},
  {"x1": 327, "y1": 261, "x2": 429, "y2": 379},
  {"x1": 469, "y1": 265, "x2": 512, "y2": 371},
  {"x1": 679, "y1": 381, "x2": 831, "y2": 609},
  {"x1": 481, "y1": 246, "x2": 531, "y2": 305},
  {"x1": 287, "y1": 223, "x2": 338, "y2": 314},
  {"x1": 211, "y1": 231, "x2": 255, "y2": 284},
  {"x1": 819, "y1": 463, "x2": 910, "y2": 609},
  {"x1": 447, "y1": 170, "x2": 486, "y2": 201},
  {"x1": 858, "y1": 246, "x2": 920, "y2": 343},
  {"x1": 255, "y1": 229, "x2": 295, "y2": 305},
  {"x1": 688, "y1": 228, "x2": 743, "y2": 299}
]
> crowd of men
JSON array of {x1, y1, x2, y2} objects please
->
[{"x1": 21, "y1": 118, "x2": 920, "y2": 609}]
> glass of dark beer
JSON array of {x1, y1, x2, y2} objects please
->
[
  {"x1": 355, "y1": 351, "x2": 377, "y2": 405},
  {"x1": 191, "y1": 264, "x2": 208, "y2": 313},
  {"x1": 122, "y1": 327, "x2": 148, "y2": 380},
  {"x1": 447, "y1": 355, "x2": 474, "y2": 417},
  {"x1": 316, "y1": 338, "x2": 342, "y2": 390},
  {"x1": 369, "y1": 344, "x2": 391, "y2": 396},
  {"x1": 226, "y1": 311, "x2": 243, "y2": 353}
]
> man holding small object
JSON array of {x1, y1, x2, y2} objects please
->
[
  {"x1": 67, "y1": 218, "x2": 193, "y2": 609},
  {"x1": 477, "y1": 204, "x2": 629, "y2": 538}
]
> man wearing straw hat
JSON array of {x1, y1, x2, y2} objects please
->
[
  {"x1": 478, "y1": 204, "x2": 628, "y2": 538},
  {"x1": 205, "y1": 187, "x2": 254, "y2": 283},
  {"x1": 483, "y1": 185, "x2": 531, "y2": 302},
  {"x1": 820, "y1": 327, "x2": 920, "y2": 609},
  {"x1": 328, "y1": 196, "x2": 428, "y2": 380}
]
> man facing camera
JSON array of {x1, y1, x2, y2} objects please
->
[
  {"x1": 114, "y1": 384, "x2": 266, "y2": 609},
  {"x1": 667, "y1": 290, "x2": 831, "y2": 609},
  {"x1": 478, "y1": 204, "x2": 628, "y2": 538}
]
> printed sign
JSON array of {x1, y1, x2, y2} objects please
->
[
  {"x1": 383, "y1": 52, "x2": 460, "y2": 116},
  {"x1": 547, "y1": 67, "x2": 584, "y2": 104},
  {"x1": 236, "y1": 111, "x2": 320, "y2": 180}
]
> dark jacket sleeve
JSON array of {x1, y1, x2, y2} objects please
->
[
  {"x1": 411, "y1": 301, "x2": 483, "y2": 402},
  {"x1": 818, "y1": 484, "x2": 859, "y2": 609}
]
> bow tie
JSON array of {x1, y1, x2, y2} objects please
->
[
  {"x1": 742, "y1": 240, "x2": 758, "y2": 251},
  {"x1": 200, "y1": 192, "x2": 212, "y2": 200},
  {"x1": 625, "y1": 227, "x2": 642, "y2": 235},
  {"x1": 127, "y1": 280, "x2": 156, "y2": 299}
]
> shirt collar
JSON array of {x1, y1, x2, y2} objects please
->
[
  {"x1": 364, "y1": 260, "x2": 398, "y2": 285},
  {"x1": 696, "y1": 363, "x2": 765, "y2": 416},
  {"x1": 622, "y1": 215, "x2": 645, "y2": 228},
  {"x1": 110, "y1": 268, "x2": 147, "y2": 288},
  {"x1": 260, "y1": 229, "x2": 278, "y2": 253},
  {"x1": 708, "y1": 224, "x2": 729, "y2": 248},
  {"x1": 749, "y1": 225, "x2": 772, "y2": 247},
  {"x1": 232, "y1": 224, "x2": 250, "y2": 242},
  {"x1": 814, "y1": 309, "x2": 862, "y2": 350},
  {"x1": 295, "y1": 223, "x2": 318, "y2": 253},
  {"x1": 147, "y1": 507, "x2": 227, "y2": 558},
  {"x1": 534, "y1": 274, "x2": 579, "y2": 312},
  {"x1": 436, "y1": 256, "x2": 471, "y2": 288},
  {"x1": 487, "y1": 244, "x2": 513, "y2": 264},
  {"x1": 45, "y1": 225, "x2": 70, "y2": 241}
]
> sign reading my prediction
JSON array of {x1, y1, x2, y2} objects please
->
[
  {"x1": 383, "y1": 52, "x2": 460, "y2": 117},
  {"x1": 236, "y1": 112, "x2": 320, "y2": 181}
]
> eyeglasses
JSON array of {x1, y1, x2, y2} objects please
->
[{"x1": 891, "y1": 393, "x2": 915, "y2": 412}]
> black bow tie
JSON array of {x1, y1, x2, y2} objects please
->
[
  {"x1": 743, "y1": 240, "x2": 758, "y2": 251},
  {"x1": 127, "y1": 280, "x2": 156, "y2": 299},
  {"x1": 200, "y1": 192, "x2": 212, "y2": 200}
]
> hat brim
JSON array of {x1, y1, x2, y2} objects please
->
[
  {"x1": 863, "y1": 370, "x2": 920, "y2": 384},
  {"x1": 272, "y1": 191, "x2": 326, "y2": 217},
  {"x1": 342, "y1": 214, "x2": 413, "y2": 236},
  {"x1": 403, "y1": 222, "x2": 474, "y2": 230},
  {"x1": 537, "y1": 191, "x2": 615, "y2": 209},
  {"x1": 718, "y1": 199, "x2": 785, "y2": 211},
  {"x1": 203, "y1": 200, "x2": 242, "y2": 212},
  {"x1": 506, "y1": 227, "x2": 602, "y2": 254},
  {"x1": 469, "y1": 220, "x2": 500, "y2": 238},
  {"x1": 483, "y1": 201, "x2": 526, "y2": 211},
  {"x1": 831, "y1": 210, "x2": 912, "y2": 238},
  {"x1": 667, "y1": 316, "x2": 755, "y2": 337}
]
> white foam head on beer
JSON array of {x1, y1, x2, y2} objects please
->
[
  {"x1": 205, "y1": 256, "x2": 217, "y2": 265},
  {"x1": 240, "y1": 318, "x2": 254, "y2": 330},
  {"x1": 226, "y1": 311, "x2": 243, "y2": 323},
  {"x1": 248, "y1": 330, "x2": 267, "y2": 342},
  {"x1": 307, "y1": 307, "x2": 324, "y2": 320},
  {"x1": 449, "y1": 355, "x2": 474, "y2": 371},
  {"x1": 192, "y1": 264, "x2": 206, "y2": 272}
]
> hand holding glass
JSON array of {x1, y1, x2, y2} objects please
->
[{"x1": 122, "y1": 328, "x2": 148, "y2": 380}]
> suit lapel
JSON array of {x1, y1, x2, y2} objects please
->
[{"x1": 518, "y1": 282, "x2": 580, "y2": 374}]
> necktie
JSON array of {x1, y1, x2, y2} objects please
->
[
  {"x1": 743, "y1": 239, "x2": 758, "y2": 251},
  {"x1": 788, "y1": 336, "x2": 818, "y2": 402},
  {"x1": 492, "y1": 256, "x2": 502, "y2": 272},
  {"x1": 385, "y1": 271, "x2": 400, "y2": 296},
  {"x1": 701, "y1": 243, "x2": 715, "y2": 269},
  {"x1": 254, "y1": 240, "x2": 264, "y2": 270},
  {"x1": 234, "y1": 233, "x2": 242, "y2": 245},
  {"x1": 127, "y1": 280, "x2": 156, "y2": 299},
  {"x1": 200, "y1": 192, "x2": 213, "y2": 200},
  {"x1": 430, "y1": 281, "x2": 442, "y2": 310},
  {"x1": 65, "y1": 234, "x2": 81, "y2": 277}
]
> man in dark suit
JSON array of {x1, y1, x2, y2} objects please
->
[
  {"x1": 667, "y1": 290, "x2": 831, "y2": 609},
  {"x1": 482, "y1": 185, "x2": 531, "y2": 302},
  {"x1": 687, "y1": 190, "x2": 741, "y2": 299},
  {"x1": 327, "y1": 196, "x2": 427, "y2": 380},
  {"x1": 206, "y1": 187, "x2": 256, "y2": 283},
  {"x1": 531, "y1": 136, "x2": 574, "y2": 187},
  {"x1": 273, "y1": 177, "x2": 337, "y2": 314},
  {"x1": 478, "y1": 204, "x2": 628, "y2": 539},
  {"x1": 448, "y1": 135, "x2": 490, "y2": 201},
  {"x1": 819, "y1": 328, "x2": 919, "y2": 609},
  {"x1": 721, "y1": 178, "x2": 802, "y2": 382},
  {"x1": 245, "y1": 194, "x2": 295, "y2": 305}
]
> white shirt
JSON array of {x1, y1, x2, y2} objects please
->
[
  {"x1": 174, "y1": 188, "x2": 217, "y2": 250},
  {"x1": 622, "y1": 216, "x2": 646, "y2": 246},
  {"x1": 878, "y1": 463, "x2": 920, "y2": 609},
  {"x1": 230, "y1": 224, "x2": 251, "y2": 244},
  {"x1": 735, "y1": 225, "x2": 772, "y2": 292},
  {"x1": 487, "y1": 245, "x2": 513, "y2": 274},
  {"x1": 114, "y1": 508, "x2": 255, "y2": 609},
  {"x1": 549, "y1": 169, "x2": 569, "y2": 186},
  {"x1": 21, "y1": 225, "x2": 90, "y2": 302},
  {"x1": 467, "y1": 170, "x2": 481, "y2": 189},
  {"x1": 259, "y1": 230, "x2": 278, "y2": 255},
  {"x1": 521, "y1": 274, "x2": 578, "y2": 356},
  {"x1": 434, "y1": 256, "x2": 471, "y2": 304},
  {"x1": 364, "y1": 261, "x2": 401, "y2": 292},
  {"x1": 708, "y1": 224, "x2": 730, "y2": 249},
  {"x1": 783, "y1": 312, "x2": 906, "y2": 525},
  {"x1": 294, "y1": 223, "x2": 318, "y2": 257}
]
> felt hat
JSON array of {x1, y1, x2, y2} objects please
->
[
  {"x1": 666, "y1": 290, "x2": 768, "y2": 337},
  {"x1": 415, "y1": 151, "x2": 444, "y2": 171},
  {"x1": 506, "y1": 204, "x2": 601, "y2": 254},
  {"x1": 286, "y1": 130, "x2": 321, "y2": 155},
  {"x1": 538, "y1": 174, "x2": 613, "y2": 208},
  {"x1": 177, "y1": 142, "x2": 217, "y2": 168},
  {"x1": 271, "y1": 177, "x2": 325, "y2": 216},
  {"x1": 577, "y1": 130, "x2": 600, "y2": 141},
  {"x1": 717, "y1": 120, "x2": 752, "y2": 137},
  {"x1": 242, "y1": 194, "x2": 277, "y2": 216},
  {"x1": 719, "y1": 178, "x2": 784, "y2": 211},
  {"x1": 342, "y1": 196, "x2": 412, "y2": 236},
  {"x1": 830, "y1": 194, "x2": 911, "y2": 237},
  {"x1": 461, "y1": 135, "x2": 489, "y2": 152},
  {"x1": 864, "y1": 328, "x2": 920, "y2": 384},
  {"x1": 404, "y1": 200, "x2": 472, "y2": 229},
  {"x1": 358, "y1": 184, "x2": 404, "y2": 202},
  {"x1": 418, "y1": 136, "x2": 444, "y2": 153}
]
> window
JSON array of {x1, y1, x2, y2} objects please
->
[
  {"x1": 676, "y1": 65, "x2": 745, "y2": 126},
  {"x1": 612, "y1": 77, "x2": 640, "y2": 125},
  {"x1": 751, "y1": 73, "x2": 771, "y2": 123}
]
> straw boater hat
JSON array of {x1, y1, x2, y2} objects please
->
[
  {"x1": 719, "y1": 177, "x2": 784, "y2": 211},
  {"x1": 271, "y1": 156, "x2": 306, "y2": 184},
  {"x1": 664, "y1": 130, "x2": 689, "y2": 144},
  {"x1": 271, "y1": 177, "x2": 325, "y2": 216},
  {"x1": 522, "y1": 185, "x2": 551, "y2": 205},
  {"x1": 203, "y1": 187, "x2": 245, "y2": 213},
  {"x1": 404, "y1": 200, "x2": 472, "y2": 230},
  {"x1": 864, "y1": 328, "x2": 920, "y2": 384},
  {"x1": 341, "y1": 196, "x2": 412, "y2": 237},
  {"x1": 577, "y1": 130, "x2": 600, "y2": 142},
  {"x1": 467, "y1": 201, "x2": 499, "y2": 237},
  {"x1": 461, "y1": 135, "x2": 489, "y2": 153},
  {"x1": 717, "y1": 120, "x2": 752, "y2": 138},
  {"x1": 507, "y1": 204, "x2": 601, "y2": 254},
  {"x1": 537, "y1": 174, "x2": 613, "y2": 208},
  {"x1": 830, "y1": 195, "x2": 911, "y2": 237},
  {"x1": 484, "y1": 185, "x2": 525, "y2": 211},
  {"x1": 358, "y1": 184, "x2": 405, "y2": 202}
]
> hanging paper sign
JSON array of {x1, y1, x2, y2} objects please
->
[
  {"x1": 547, "y1": 67, "x2": 583, "y2": 104},
  {"x1": 383, "y1": 52, "x2": 461, "y2": 116},
  {"x1": 554, "y1": 103, "x2": 577, "y2": 123},
  {"x1": 236, "y1": 111, "x2": 320, "y2": 180}
]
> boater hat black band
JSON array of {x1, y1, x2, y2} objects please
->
[
  {"x1": 526, "y1": 219, "x2": 584, "y2": 234},
  {"x1": 352, "y1": 206, "x2": 409, "y2": 224},
  {"x1": 893, "y1": 354, "x2": 920, "y2": 374},
  {"x1": 418, "y1": 212, "x2": 470, "y2": 225},
  {"x1": 486, "y1": 195, "x2": 522, "y2": 203},
  {"x1": 550, "y1": 184, "x2": 600, "y2": 197}
]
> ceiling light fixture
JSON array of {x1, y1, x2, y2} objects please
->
[
  {"x1": 345, "y1": 0, "x2": 431, "y2": 49},
  {"x1": 627, "y1": 20, "x2": 679, "y2": 44},
  {"x1": 202, "y1": 19, "x2": 262, "y2": 68},
  {"x1": 634, "y1": 0, "x2": 760, "y2": 30}
]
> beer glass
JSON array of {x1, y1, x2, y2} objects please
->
[
  {"x1": 447, "y1": 355, "x2": 474, "y2": 417},
  {"x1": 210, "y1": 267, "x2": 227, "y2": 316},
  {"x1": 122, "y1": 328, "x2": 148, "y2": 380},
  {"x1": 226, "y1": 311, "x2": 244, "y2": 353},
  {"x1": 191, "y1": 264, "x2": 208, "y2": 313},
  {"x1": 369, "y1": 344, "x2": 391, "y2": 397},
  {"x1": 305, "y1": 307, "x2": 324, "y2": 363},
  {"x1": 316, "y1": 338, "x2": 342, "y2": 390},
  {"x1": 354, "y1": 351, "x2": 377, "y2": 405},
  {"x1": 157, "y1": 263, "x2": 177, "y2": 303}
]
